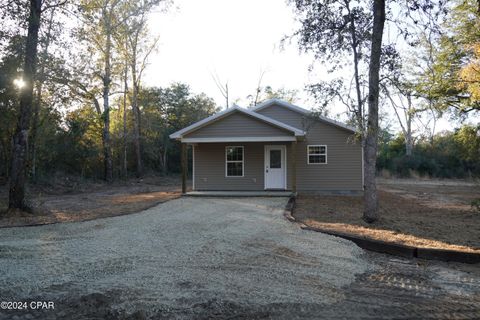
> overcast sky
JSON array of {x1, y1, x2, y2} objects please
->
[
  {"x1": 145, "y1": 0, "x2": 316, "y2": 106},
  {"x1": 144, "y1": 0, "x2": 465, "y2": 132}
]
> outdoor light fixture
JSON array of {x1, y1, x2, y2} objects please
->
[{"x1": 13, "y1": 78, "x2": 25, "y2": 89}]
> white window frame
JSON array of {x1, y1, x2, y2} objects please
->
[
  {"x1": 225, "y1": 146, "x2": 244, "y2": 177},
  {"x1": 307, "y1": 145, "x2": 327, "y2": 165}
]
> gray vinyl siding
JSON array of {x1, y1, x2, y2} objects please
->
[
  {"x1": 184, "y1": 111, "x2": 292, "y2": 138},
  {"x1": 297, "y1": 123, "x2": 362, "y2": 191},
  {"x1": 256, "y1": 105, "x2": 306, "y2": 129},
  {"x1": 257, "y1": 103, "x2": 363, "y2": 191},
  {"x1": 194, "y1": 142, "x2": 292, "y2": 191}
]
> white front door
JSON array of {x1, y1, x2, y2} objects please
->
[{"x1": 265, "y1": 145, "x2": 286, "y2": 189}]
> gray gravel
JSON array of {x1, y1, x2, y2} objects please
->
[{"x1": 0, "y1": 197, "x2": 479, "y2": 319}]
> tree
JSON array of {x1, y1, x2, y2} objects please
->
[
  {"x1": 140, "y1": 83, "x2": 218, "y2": 174},
  {"x1": 250, "y1": 69, "x2": 267, "y2": 106},
  {"x1": 73, "y1": 0, "x2": 164, "y2": 180},
  {"x1": 8, "y1": 0, "x2": 43, "y2": 210},
  {"x1": 363, "y1": 0, "x2": 386, "y2": 222},
  {"x1": 291, "y1": 0, "x2": 443, "y2": 222},
  {"x1": 120, "y1": 53, "x2": 129, "y2": 177},
  {"x1": 382, "y1": 80, "x2": 418, "y2": 156},
  {"x1": 416, "y1": 0, "x2": 480, "y2": 115},
  {"x1": 290, "y1": 0, "x2": 383, "y2": 221},
  {"x1": 247, "y1": 86, "x2": 299, "y2": 106},
  {"x1": 211, "y1": 71, "x2": 229, "y2": 109},
  {"x1": 76, "y1": 0, "x2": 126, "y2": 182},
  {"x1": 115, "y1": 0, "x2": 161, "y2": 177},
  {"x1": 377, "y1": 125, "x2": 480, "y2": 178},
  {"x1": 290, "y1": 0, "x2": 372, "y2": 133},
  {"x1": 0, "y1": 35, "x2": 25, "y2": 180},
  {"x1": 30, "y1": 5, "x2": 57, "y2": 181}
]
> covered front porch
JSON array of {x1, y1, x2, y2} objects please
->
[
  {"x1": 170, "y1": 105, "x2": 306, "y2": 194},
  {"x1": 179, "y1": 139, "x2": 300, "y2": 195}
]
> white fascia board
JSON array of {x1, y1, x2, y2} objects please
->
[
  {"x1": 181, "y1": 136, "x2": 297, "y2": 143},
  {"x1": 252, "y1": 98, "x2": 357, "y2": 133},
  {"x1": 170, "y1": 105, "x2": 305, "y2": 140}
]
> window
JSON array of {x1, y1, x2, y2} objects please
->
[
  {"x1": 269, "y1": 150, "x2": 282, "y2": 168},
  {"x1": 226, "y1": 146, "x2": 244, "y2": 177},
  {"x1": 307, "y1": 145, "x2": 327, "y2": 164}
]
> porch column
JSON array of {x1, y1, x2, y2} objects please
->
[
  {"x1": 181, "y1": 143, "x2": 187, "y2": 194},
  {"x1": 292, "y1": 140, "x2": 297, "y2": 194}
]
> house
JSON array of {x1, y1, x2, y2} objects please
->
[{"x1": 169, "y1": 99, "x2": 363, "y2": 194}]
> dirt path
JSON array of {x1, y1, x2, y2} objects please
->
[
  {"x1": 0, "y1": 176, "x2": 184, "y2": 227},
  {"x1": 295, "y1": 178, "x2": 480, "y2": 253}
]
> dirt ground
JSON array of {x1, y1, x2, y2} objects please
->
[
  {"x1": 294, "y1": 178, "x2": 480, "y2": 253},
  {"x1": 1, "y1": 196, "x2": 479, "y2": 320},
  {"x1": 0, "y1": 175, "x2": 185, "y2": 228}
]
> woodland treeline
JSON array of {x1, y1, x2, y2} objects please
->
[
  {"x1": 377, "y1": 126, "x2": 480, "y2": 178},
  {"x1": 0, "y1": 81, "x2": 217, "y2": 180},
  {"x1": 0, "y1": 0, "x2": 218, "y2": 189},
  {"x1": 292, "y1": 0, "x2": 480, "y2": 182},
  {"x1": 1, "y1": 0, "x2": 479, "y2": 222}
]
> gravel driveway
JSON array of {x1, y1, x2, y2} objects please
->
[{"x1": 0, "y1": 197, "x2": 479, "y2": 319}]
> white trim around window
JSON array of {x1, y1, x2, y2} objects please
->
[
  {"x1": 225, "y1": 146, "x2": 244, "y2": 177},
  {"x1": 307, "y1": 145, "x2": 327, "y2": 164}
]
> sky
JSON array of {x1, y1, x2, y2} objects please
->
[
  {"x1": 144, "y1": 0, "x2": 467, "y2": 133},
  {"x1": 145, "y1": 0, "x2": 315, "y2": 106}
]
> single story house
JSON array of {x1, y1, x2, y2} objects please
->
[{"x1": 170, "y1": 99, "x2": 363, "y2": 194}]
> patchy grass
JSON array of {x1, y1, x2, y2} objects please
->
[
  {"x1": 294, "y1": 178, "x2": 480, "y2": 253},
  {"x1": 0, "y1": 175, "x2": 187, "y2": 227}
]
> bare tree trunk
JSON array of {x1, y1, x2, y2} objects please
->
[
  {"x1": 123, "y1": 63, "x2": 128, "y2": 178},
  {"x1": 405, "y1": 136, "x2": 413, "y2": 156},
  {"x1": 405, "y1": 93, "x2": 413, "y2": 156},
  {"x1": 1, "y1": 135, "x2": 10, "y2": 178},
  {"x1": 225, "y1": 83, "x2": 229, "y2": 108},
  {"x1": 162, "y1": 146, "x2": 168, "y2": 175},
  {"x1": 30, "y1": 7, "x2": 55, "y2": 182},
  {"x1": 212, "y1": 73, "x2": 229, "y2": 109},
  {"x1": 345, "y1": 0, "x2": 364, "y2": 134},
  {"x1": 363, "y1": 0, "x2": 385, "y2": 223},
  {"x1": 30, "y1": 84, "x2": 41, "y2": 181},
  {"x1": 253, "y1": 70, "x2": 265, "y2": 106},
  {"x1": 102, "y1": 26, "x2": 113, "y2": 182},
  {"x1": 384, "y1": 87, "x2": 415, "y2": 157},
  {"x1": 9, "y1": 0, "x2": 42, "y2": 210},
  {"x1": 131, "y1": 54, "x2": 143, "y2": 178}
]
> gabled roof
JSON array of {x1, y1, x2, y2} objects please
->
[
  {"x1": 169, "y1": 104, "x2": 305, "y2": 140},
  {"x1": 251, "y1": 98, "x2": 357, "y2": 133}
]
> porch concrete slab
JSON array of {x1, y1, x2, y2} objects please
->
[{"x1": 185, "y1": 191, "x2": 293, "y2": 197}]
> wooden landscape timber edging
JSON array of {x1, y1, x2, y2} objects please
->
[{"x1": 284, "y1": 196, "x2": 480, "y2": 264}]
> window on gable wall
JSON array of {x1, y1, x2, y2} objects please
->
[{"x1": 307, "y1": 145, "x2": 327, "y2": 164}]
